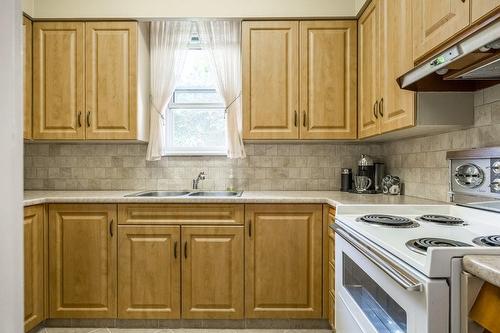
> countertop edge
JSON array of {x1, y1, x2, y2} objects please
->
[
  {"x1": 463, "y1": 255, "x2": 500, "y2": 288},
  {"x1": 23, "y1": 196, "x2": 342, "y2": 207}
]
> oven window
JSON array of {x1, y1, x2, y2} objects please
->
[{"x1": 343, "y1": 253, "x2": 407, "y2": 333}]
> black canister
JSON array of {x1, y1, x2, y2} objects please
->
[{"x1": 340, "y1": 168, "x2": 352, "y2": 192}]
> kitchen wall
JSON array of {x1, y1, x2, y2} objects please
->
[
  {"x1": 24, "y1": 143, "x2": 382, "y2": 191},
  {"x1": 1, "y1": 0, "x2": 24, "y2": 331},
  {"x1": 22, "y1": 0, "x2": 34, "y2": 16},
  {"x1": 32, "y1": 0, "x2": 365, "y2": 19},
  {"x1": 384, "y1": 84, "x2": 500, "y2": 202}
]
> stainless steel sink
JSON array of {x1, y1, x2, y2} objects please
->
[
  {"x1": 188, "y1": 191, "x2": 242, "y2": 197},
  {"x1": 125, "y1": 190, "x2": 243, "y2": 197},
  {"x1": 126, "y1": 191, "x2": 191, "y2": 197}
]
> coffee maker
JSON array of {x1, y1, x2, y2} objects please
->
[{"x1": 357, "y1": 154, "x2": 375, "y2": 192}]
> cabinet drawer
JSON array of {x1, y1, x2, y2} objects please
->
[{"x1": 118, "y1": 204, "x2": 244, "y2": 225}]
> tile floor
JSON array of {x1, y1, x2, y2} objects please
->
[{"x1": 37, "y1": 329, "x2": 332, "y2": 333}]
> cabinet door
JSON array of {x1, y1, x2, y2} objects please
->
[
  {"x1": 49, "y1": 204, "x2": 117, "y2": 318},
  {"x1": 24, "y1": 205, "x2": 44, "y2": 332},
  {"x1": 358, "y1": 1, "x2": 381, "y2": 139},
  {"x1": 23, "y1": 16, "x2": 32, "y2": 140},
  {"x1": 118, "y1": 226, "x2": 180, "y2": 319},
  {"x1": 299, "y1": 21, "x2": 357, "y2": 140},
  {"x1": 380, "y1": 0, "x2": 415, "y2": 134},
  {"x1": 181, "y1": 226, "x2": 244, "y2": 319},
  {"x1": 412, "y1": 0, "x2": 470, "y2": 60},
  {"x1": 85, "y1": 22, "x2": 137, "y2": 140},
  {"x1": 242, "y1": 21, "x2": 299, "y2": 140},
  {"x1": 471, "y1": 0, "x2": 500, "y2": 22},
  {"x1": 33, "y1": 22, "x2": 85, "y2": 140},
  {"x1": 245, "y1": 204, "x2": 323, "y2": 318}
]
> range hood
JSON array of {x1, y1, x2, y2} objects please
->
[{"x1": 398, "y1": 19, "x2": 500, "y2": 91}]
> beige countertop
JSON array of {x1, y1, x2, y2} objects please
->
[
  {"x1": 24, "y1": 190, "x2": 442, "y2": 207},
  {"x1": 463, "y1": 255, "x2": 500, "y2": 288}
]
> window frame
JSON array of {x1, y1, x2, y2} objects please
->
[{"x1": 164, "y1": 40, "x2": 227, "y2": 156}]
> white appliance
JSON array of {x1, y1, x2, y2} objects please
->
[
  {"x1": 333, "y1": 147, "x2": 500, "y2": 333},
  {"x1": 333, "y1": 205, "x2": 500, "y2": 333}
]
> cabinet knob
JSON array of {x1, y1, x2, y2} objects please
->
[
  {"x1": 174, "y1": 241, "x2": 178, "y2": 259},
  {"x1": 379, "y1": 98, "x2": 384, "y2": 117},
  {"x1": 77, "y1": 111, "x2": 82, "y2": 128},
  {"x1": 184, "y1": 241, "x2": 188, "y2": 259},
  {"x1": 294, "y1": 110, "x2": 298, "y2": 127},
  {"x1": 373, "y1": 100, "x2": 379, "y2": 119},
  {"x1": 86, "y1": 111, "x2": 91, "y2": 127}
]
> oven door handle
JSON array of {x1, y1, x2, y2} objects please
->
[{"x1": 333, "y1": 224, "x2": 424, "y2": 292}]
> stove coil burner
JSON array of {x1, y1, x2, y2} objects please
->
[
  {"x1": 357, "y1": 214, "x2": 419, "y2": 228},
  {"x1": 472, "y1": 235, "x2": 500, "y2": 247},
  {"x1": 417, "y1": 214, "x2": 465, "y2": 225},
  {"x1": 406, "y1": 238, "x2": 472, "y2": 255}
]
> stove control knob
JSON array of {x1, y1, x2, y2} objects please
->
[
  {"x1": 492, "y1": 161, "x2": 500, "y2": 174},
  {"x1": 490, "y1": 179, "x2": 500, "y2": 192},
  {"x1": 455, "y1": 163, "x2": 484, "y2": 188}
]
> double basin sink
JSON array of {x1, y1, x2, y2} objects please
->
[{"x1": 126, "y1": 190, "x2": 243, "y2": 198}]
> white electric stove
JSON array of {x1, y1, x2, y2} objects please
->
[{"x1": 333, "y1": 147, "x2": 500, "y2": 333}]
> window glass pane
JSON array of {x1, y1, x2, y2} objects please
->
[
  {"x1": 173, "y1": 90, "x2": 224, "y2": 104},
  {"x1": 171, "y1": 108, "x2": 226, "y2": 149},
  {"x1": 343, "y1": 253, "x2": 407, "y2": 333},
  {"x1": 177, "y1": 49, "x2": 218, "y2": 89}
]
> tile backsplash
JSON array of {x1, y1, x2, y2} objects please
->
[
  {"x1": 24, "y1": 84, "x2": 500, "y2": 201},
  {"x1": 384, "y1": 84, "x2": 500, "y2": 202},
  {"x1": 24, "y1": 143, "x2": 383, "y2": 191}
]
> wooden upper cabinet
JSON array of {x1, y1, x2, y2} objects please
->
[
  {"x1": 86, "y1": 22, "x2": 138, "y2": 140},
  {"x1": 118, "y1": 226, "x2": 180, "y2": 319},
  {"x1": 380, "y1": 0, "x2": 415, "y2": 133},
  {"x1": 24, "y1": 205, "x2": 44, "y2": 332},
  {"x1": 412, "y1": 0, "x2": 470, "y2": 61},
  {"x1": 23, "y1": 17, "x2": 32, "y2": 140},
  {"x1": 182, "y1": 226, "x2": 244, "y2": 319},
  {"x1": 242, "y1": 21, "x2": 299, "y2": 140},
  {"x1": 299, "y1": 21, "x2": 357, "y2": 140},
  {"x1": 33, "y1": 22, "x2": 85, "y2": 140},
  {"x1": 471, "y1": 0, "x2": 500, "y2": 22},
  {"x1": 48, "y1": 204, "x2": 117, "y2": 318},
  {"x1": 358, "y1": 1, "x2": 381, "y2": 139},
  {"x1": 245, "y1": 204, "x2": 323, "y2": 318}
]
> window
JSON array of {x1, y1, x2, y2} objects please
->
[{"x1": 165, "y1": 35, "x2": 226, "y2": 155}]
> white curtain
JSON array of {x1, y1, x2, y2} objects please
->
[
  {"x1": 198, "y1": 20, "x2": 246, "y2": 159},
  {"x1": 146, "y1": 20, "x2": 192, "y2": 161}
]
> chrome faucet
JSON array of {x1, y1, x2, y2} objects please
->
[{"x1": 192, "y1": 172, "x2": 206, "y2": 190}]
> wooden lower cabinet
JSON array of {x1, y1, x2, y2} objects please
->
[
  {"x1": 182, "y1": 226, "x2": 244, "y2": 319},
  {"x1": 245, "y1": 204, "x2": 323, "y2": 318},
  {"x1": 24, "y1": 205, "x2": 45, "y2": 332},
  {"x1": 118, "y1": 226, "x2": 180, "y2": 319},
  {"x1": 39, "y1": 203, "x2": 326, "y2": 322},
  {"x1": 48, "y1": 204, "x2": 117, "y2": 318}
]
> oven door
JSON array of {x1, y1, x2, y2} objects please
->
[{"x1": 334, "y1": 224, "x2": 450, "y2": 333}]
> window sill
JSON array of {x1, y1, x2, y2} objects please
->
[{"x1": 162, "y1": 151, "x2": 227, "y2": 157}]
